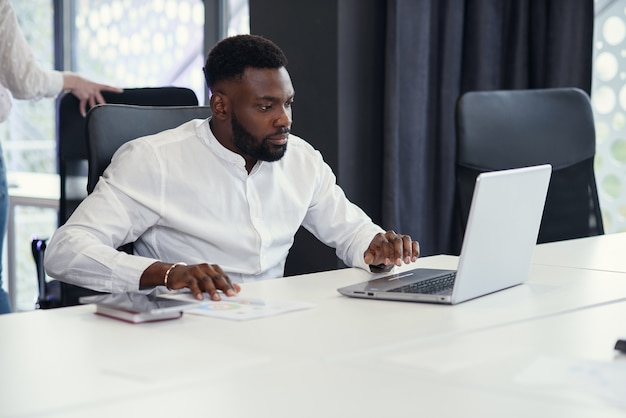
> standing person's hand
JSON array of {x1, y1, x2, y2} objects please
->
[{"x1": 62, "y1": 72, "x2": 123, "y2": 116}]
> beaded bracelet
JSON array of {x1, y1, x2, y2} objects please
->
[{"x1": 164, "y1": 262, "x2": 187, "y2": 289}]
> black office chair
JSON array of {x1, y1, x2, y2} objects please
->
[
  {"x1": 453, "y1": 87, "x2": 604, "y2": 253},
  {"x1": 33, "y1": 87, "x2": 200, "y2": 309},
  {"x1": 32, "y1": 238, "x2": 61, "y2": 309}
]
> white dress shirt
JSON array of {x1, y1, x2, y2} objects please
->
[
  {"x1": 0, "y1": 0, "x2": 63, "y2": 122},
  {"x1": 45, "y1": 118, "x2": 385, "y2": 292}
]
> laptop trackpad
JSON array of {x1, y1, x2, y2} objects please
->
[{"x1": 364, "y1": 268, "x2": 456, "y2": 292}]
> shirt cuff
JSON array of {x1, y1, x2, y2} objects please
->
[
  {"x1": 112, "y1": 253, "x2": 160, "y2": 293},
  {"x1": 45, "y1": 71, "x2": 64, "y2": 97}
]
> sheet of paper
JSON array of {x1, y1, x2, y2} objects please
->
[{"x1": 159, "y1": 293, "x2": 315, "y2": 321}]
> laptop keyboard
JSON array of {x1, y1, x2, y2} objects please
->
[{"x1": 388, "y1": 272, "x2": 457, "y2": 295}]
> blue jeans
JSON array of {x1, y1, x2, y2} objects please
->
[{"x1": 0, "y1": 144, "x2": 10, "y2": 314}]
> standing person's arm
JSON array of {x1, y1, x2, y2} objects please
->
[
  {"x1": 61, "y1": 72, "x2": 122, "y2": 116},
  {"x1": 0, "y1": 0, "x2": 62, "y2": 100},
  {"x1": 0, "y1": 0, "x2": 121, "y2": 117}
]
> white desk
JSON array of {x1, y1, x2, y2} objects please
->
[
  {"x1": 348, "y1": 299, "x2": 626, "y2": 416},
  {"x1": 2, "y1": 250, "x2": 626, "y2": 417},
  {"x1": 6, "y1": 172, "x2": 59, "y2": 310},
  {"x1": 111, "y1": 297, "x2": 626, "y2": 418},
  {"x1": 533, "y1": 232, "x2": 626, "y2": 273}
]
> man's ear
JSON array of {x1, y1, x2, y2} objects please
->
[{"x1": 210, "y1": 92, "x2": 229, "y2": 120}]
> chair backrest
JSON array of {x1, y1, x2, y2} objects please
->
[
  {"x1": 86, "y1": 104, "x2": 212, "y2": 193},
  {"x1": 454, "y1": 87, "x2": 603, "y2": 250},
  {"x1": 57, "y1": 86, "x2": 199, "y2": 225}
]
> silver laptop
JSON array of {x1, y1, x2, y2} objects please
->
[{"x1": 338, "y1": 164, "x2": 552, "y2": 305}]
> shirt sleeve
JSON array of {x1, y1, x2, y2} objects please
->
[
  {"x1": 44, "y1": 139, "x2": 163, "y2": 293},
  {"x1": 300, "y1": 149, "x2": 385, "y2": 271},
  {"x1": 0, "y1": 85, "x2": 12, "y2": 122},
  {"x1": 0, "y1": 0, "x2": 64, "y2": 101}
]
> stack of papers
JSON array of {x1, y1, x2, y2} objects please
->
[{"x1": 159, "y1": 293, "x2": 315, "y2": 321}]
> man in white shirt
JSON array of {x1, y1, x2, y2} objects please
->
[
  {"x1": 45, "y1": 34, "x2": 419, "y2": 301},
  {"x1": 0, "y1": 0, "x2": 121, "y2": 313}
]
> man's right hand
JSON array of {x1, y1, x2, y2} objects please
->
[{"x1": 140, "y1": 262, "x2": 240, "y2": 301}]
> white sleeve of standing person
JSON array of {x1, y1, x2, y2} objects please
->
[{"x1": 0, "y1": 0, "x2": 63, "y2": 122}]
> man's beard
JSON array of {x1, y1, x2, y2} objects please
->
[{"x1": 231, "y1": 112, "x2": 288, "y2": 162}]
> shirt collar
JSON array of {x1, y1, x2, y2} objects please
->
[{"x1": 200, "y1": 117, "x2": 248, "y2": 170}]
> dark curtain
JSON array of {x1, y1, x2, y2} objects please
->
[{"x1": 382, "y1": 0, "x2": 594, "y2": 256}]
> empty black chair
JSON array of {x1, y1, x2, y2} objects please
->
[{"x1": 453, "y1": 87, "x2": 603, "y2": 253}]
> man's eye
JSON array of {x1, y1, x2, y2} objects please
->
[{"x1": 260, "y1": 105, "x2": 271, "y2": 111}]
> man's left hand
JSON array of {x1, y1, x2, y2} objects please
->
[{"x1": 364, "y1": 230, "x2": 419, "y2": 268}]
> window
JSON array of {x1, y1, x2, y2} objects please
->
[
  {"x1": 593, "y1": 0, "x2": 626, "y2": 233},
  {"x1": 72, "y1": 0, "x2": 207, "y2": 103}
]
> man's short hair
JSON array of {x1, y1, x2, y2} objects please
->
[{"x1": 204, "y1": 34, "x2": 288, "y2": 89}]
